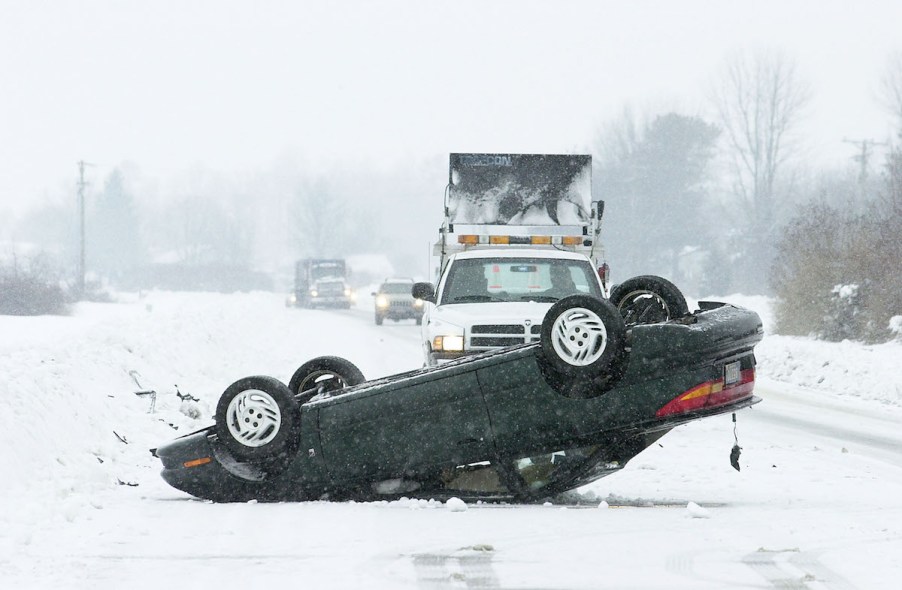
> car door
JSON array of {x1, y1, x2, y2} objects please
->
[{"x1": 315, "y1": 369, "x2": 494, "y2": 484}]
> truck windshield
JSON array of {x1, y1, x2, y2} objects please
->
[
  {"x1": 311, "y1": 263, "x2": 344, "y2": 281},
  {"x1": 440, "y1": 258, "x2": 602, "y2": 304}
]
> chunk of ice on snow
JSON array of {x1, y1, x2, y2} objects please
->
[{"x1": 686, "y1": 501, "x2": 711, "y2": 518}]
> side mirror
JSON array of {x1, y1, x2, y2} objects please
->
[
  {"x1": 594, "y1": 200, "x2": 605, "y2": 220},
  {"x1": 597, "y1": 262, "x2": 610, "y2": 290},
  {"x1": 412, "y1": 282, "x2": 436, "y2": 303}
]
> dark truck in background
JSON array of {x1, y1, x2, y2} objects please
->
[{"x1": 287, "y1": 258, "x2": 355, "y2": 309}]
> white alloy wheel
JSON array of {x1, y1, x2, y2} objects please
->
[
  {"x1": 225, "y1": 389, "x2": 283, "y2": 448},
  {"x1": 550, "y1": 306, "x2": 609, "y2": 366}
]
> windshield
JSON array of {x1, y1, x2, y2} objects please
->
[
  {"x1": 311, "y1": 263, "x2": 344, "y2": 280},
  {"x1": 440, "y1": 258, "x2": 602, "y2": 304},
  {"x1": 380, "y1": 283, "x2": 413, "y2": 294}
]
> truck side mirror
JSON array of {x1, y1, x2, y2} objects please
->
[
  {"x1": 594, "y1": 200, "x2": 605, "y2": 220},
  {"x1": 412, "y1": 282, "x2": 436, "y2": 303}
]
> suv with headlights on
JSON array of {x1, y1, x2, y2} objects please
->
[{"x1": 373, "y1": 278, "x2": 424, "y2": 325}]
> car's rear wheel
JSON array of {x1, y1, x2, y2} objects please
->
[
  {"x1": 609, "y1": 275, "x2": 689, "y2": 327},
  {"x1": 288, "y1": 356, "x2": 366, "y2": 404},
  {"x1": 540, "y1": 295, "x2": 626, "y2": 380},
  {"x1": 215, "y1": 376, "x2": 300, "y2": 462}
]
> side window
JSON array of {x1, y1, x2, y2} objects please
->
[
  {"x1": 440, "y1": 461, "x2": 508, "y2": 494},
  {"x1": 511, "y1": 446, "x2": 599, "y2": 492},
  {"x1": 570, "y1": 266, "x2": 592, "y2": 294}
]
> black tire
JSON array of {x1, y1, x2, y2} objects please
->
[
  {"x1": 375, "y1": 313, "x2": 384, "y2": 326},
  {"x1": 288, "y1": 356, "x2": 366, "y2": 403},
  {"x1": 415, "y1": 316, "x2": 423, "y2": 326},
  {"x1": 609, "y1": 275, "x2": 689, "y2": 327},
  {"x1": 215, "y1": 376, "x2": 300, "y2": 461},
  {"x1": 540, "y1": 295, "x2": 626, "y2": 379}
]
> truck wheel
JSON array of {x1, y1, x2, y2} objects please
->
[
  {"x1": 375, "y1": 313, "x2": 384, "y2": 326},
  {"x1": 609, "y1": 275, "x2": 689, "y2": 327},
  {"x1": 215, "y1": 376, "x2": 300, "y2": 462},
  {"x1": 540, "y1": 295, "x2": 626, "y2": 379},
  {"x1": 288, "y1": 356, "x2": 366, "y2": 404}
]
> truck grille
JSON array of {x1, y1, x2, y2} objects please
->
[
  {"x1": 469, "y1": 324, "x2": 541, "y2": 349},
  {"x1": 318, "y1": 282, "x2": 345, "y2": 295}
]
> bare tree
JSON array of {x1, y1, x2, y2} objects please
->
[
  {"x1": 291, "y1": 179, "x2": 354, "y2": 258},
  {"x1": 711, "y1": 49, "x2": 811, "y2": 293},
  {"x1": 880, "y1": 51, "x2": 902, "y2": 218},
  {"x1": 880, "y1": 51, "x2": 902, "y2": 134}
]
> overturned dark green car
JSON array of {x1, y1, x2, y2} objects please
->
[{"x1": 154, "y1": 276, "x2": 763, "y2": 503}]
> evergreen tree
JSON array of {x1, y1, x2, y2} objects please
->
[
  {"x1": 595, "y1": 112, "x2": 720, "y2": 292},
  {"x1": 88, "y1": 169, "x2": 145, "y2": 280}
]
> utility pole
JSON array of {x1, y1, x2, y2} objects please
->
[
  {"x1": 842, "y1": 138, "x2": 888, "y2": 204},
  {"x1": 76, "y1": 160, "x2": 93, "y2": 298}
]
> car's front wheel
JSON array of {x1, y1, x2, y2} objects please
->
[
  {"x1": 609, "y1": 275, "x2": 689, "y2": 327},
  {"x1": 215, "y1": 376, "x2": 300, "y2": 462},
  {"x1": 288, "y1": 356, "x2": 366, "y2": 404},
  {"x1": 540, "y1": 295, "x2": 626, "y2": 381}
]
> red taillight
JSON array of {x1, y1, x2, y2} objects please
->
[{"x1": 656, "y1": 368, "x2": 755, "y2": 418}]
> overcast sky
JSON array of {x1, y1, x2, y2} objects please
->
[{"x1": 2, "y1": 0, "x2": 900, "y2": 220}]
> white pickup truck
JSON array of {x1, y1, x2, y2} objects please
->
[{"x1": 413, "y1": 153, "x2": 610, "y2": 366}]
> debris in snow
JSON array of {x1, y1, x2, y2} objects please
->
[
  {"x1": 113, "y1": 431, "x2": 128, "y2": 444},
  {"x1": 175, "y1": 385, "x2": 199, "y2": 403},
  {"x1": 686, "y1": 502, "x2": 710, "y2": 518},
  {"x1": 176, "y1": 385, "x2": 203, "y2": 419},
  {"x1": 116, "y1": 479, "x2": 138, "y2": 487},
  {"x1": 179, "y1": 399, "x2": 203, "y2": 420},
  {"x1": 446, "y1": 497, "x2": 468, "y2": 512},
  {"x1": 129, "y1": 370, "x2": 157, "y2": 413}
]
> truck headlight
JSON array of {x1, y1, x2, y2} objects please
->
[
  {"x1": 344, "y1": 287, "x2": 353, "y2": 297},
  {"x1": 376, "y1": 295, "x2": 389, "y2": 308},
  {"x1": 310, "y1": 289, "x2": 318, "y2": 297},
  {"x1": 414, "y1": 298, "x2": 424, "y2": 308},
  {"x1": 433, "y1": 335, "x2": 464, "y2": 352}
]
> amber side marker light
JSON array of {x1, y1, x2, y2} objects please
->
[{"x1": 183, "y1": 457, "x2": 213, "y2": 468}]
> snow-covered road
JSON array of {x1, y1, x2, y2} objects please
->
[{"x1": 1, "y1": 291, "x2": 901, "y2": 589}]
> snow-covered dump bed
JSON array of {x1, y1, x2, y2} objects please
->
[{"x1": 448, "y1": 153, "x2": 592, "y2": 231}]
